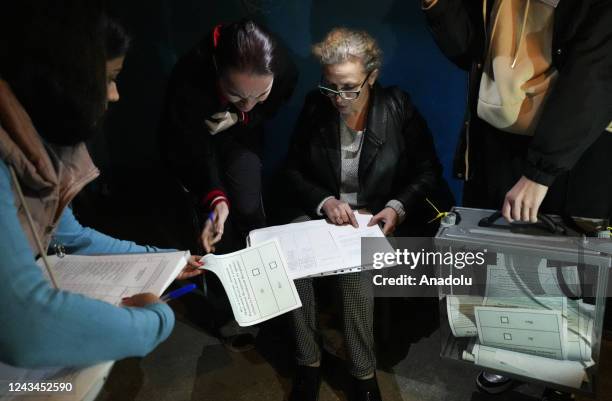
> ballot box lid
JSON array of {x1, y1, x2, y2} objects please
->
[
  {"x1": 434, "y1": 207, "x2": 612, "y2": 265},
  {"x1": 434, "y1": 207, "x2": 611, "y2": 395}
]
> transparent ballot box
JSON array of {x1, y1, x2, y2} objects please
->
[{"x1": 434, "y1": 207, "x2": 611, "y2": 395}]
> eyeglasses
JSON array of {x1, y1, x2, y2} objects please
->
[{"x1": 318, "y1": 71, "x2": 371, "y2": 101}]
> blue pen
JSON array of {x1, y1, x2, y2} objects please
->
[
  {"x1": 160, "y1": 283, "x2": 197, "y2": 302},
  {"x1": 202, "y1": 211, "x2": 215, "y2": 300}
]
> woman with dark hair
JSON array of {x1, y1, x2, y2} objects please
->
[
  {"x1": 0, "y1": 4, "x2": 201, "y2": 367},
  {"x1": 159, "y1": 19, "x2": 297, "y2": 254},
  {"x1": 104, "y1": 15, "x2": 131, "y2": 104}
]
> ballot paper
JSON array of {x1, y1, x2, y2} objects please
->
[
  {"x1": 248, "y1": 213, "x2": 392, "y2": 279},
  {"x1": 484, "y1": 253, "x2": 581, "y2": 307},
  {"x1": 201, "y1": 239, "x2": 301, "y2": 326},
  {"x1": 565, "y1": 300, "x2": 595, "y2": 362},
  {"x1": 483, "y1": 253, "x2": 594, "y2": 363},
  {"x1": 446, "y1": 295, "x2": 483, "y2": 337},
  {"x1": 463, "y1": 343, "x2": 592, "y2": 389},
  {"x1": 474, "y1": 306, "x2": 567, "y2": 360},
  {"x1": 38, "y1": 251, "x2": 189, "y2": 305},
  {"x1": 0, "y1": 361, "x2": 113, "y2": 401},
  {"x1": 446, "y1": 251, "x2": 595, "y2": 390}
]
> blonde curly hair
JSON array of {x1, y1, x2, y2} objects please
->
[{"x1": 312, "y1": 27, "x2": 382, "y2": 73}]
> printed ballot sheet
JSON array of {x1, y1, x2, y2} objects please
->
[
  {"x1": 248, "y1": 213, "x2": 391, "y2": 279},
  {"x1": 485, "y1": 253, "x2": 580, "y2": 307},
  {"x1": 474, "y1": 306, "x2": 567, "y2": 360},
  {"x1": 464, "y1": 343, "x2": 592, "y2": 389},
  {"x1": 448, "y1": 252, "x2": 595, "y2": 359},
  {"x1": 202, "y1": 239, "x2": 301, "y2": 326},
  {"x1": 38, "y1": 252, "x2": 189, "y2": 305},
  {"x1": 446, "y1": 295, "x2": 483, "y2": 337},
  {"x1": 483, "y1": 253, "x2": 594, "y2": 362}
]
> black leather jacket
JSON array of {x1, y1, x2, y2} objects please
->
[{"x1": 285, "y1": 83, "x2": 452, "y2": 230}]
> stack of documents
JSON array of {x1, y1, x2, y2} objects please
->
[
  {"x1": 248, "y1": 213, "x2": 392, "y2": 279},
  {"x1": 447, "y1": 253, "x2": 595, "y2": 388},
  {"x1": 39, "y1": 251, "x2": 190, "y2": 305}
]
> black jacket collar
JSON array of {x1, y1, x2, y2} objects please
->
[{"x1": 315, "y1": 83, "x2": 389, "y2": 190}]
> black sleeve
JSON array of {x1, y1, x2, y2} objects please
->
[
  {"x1": 284, "y1": 94, "x2": 335, "y2": 217},
  {"x1": 391, "y1": 90, "x2": 444, "y2": 212},
  {"x1": 523, "y1": 0, "x2": 612, "y2": 186},
  {"x1": 422, "y1": 0, "x2": 484, "y2": 70},
  {"x1": 160, "y1": 65, "x2": 224, "y2": 201}
]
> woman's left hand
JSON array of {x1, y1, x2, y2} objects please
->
[
  {"x1": 368, "y1": 207, "x2": 399, "y2": 235},
  {"x1": 176, "y1": 255, "x2": 204, "y2": 280}
]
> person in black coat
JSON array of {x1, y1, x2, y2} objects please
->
[
  {"x1": 158, "y1": 19, "x2": 297, "y2": 351},
  {"x1": 159, "y1": 19, "x2": 297, "y2": 253},
  {"x1": 284, "y1": 27, "x2": 451, "y2": 401},
  {"x1": 423, "y1": 0, "x2": 612, "y2": 397},
  {"x1": 422, "y1": 0, "x2": 612, "y2": 224}
]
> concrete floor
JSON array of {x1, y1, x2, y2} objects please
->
[
  {"x1": 73, "y1": 184, "x2": 612, "y2": 401},
  {"x1": 95, "y1": 294, "x2": 612, "y2": 401}
]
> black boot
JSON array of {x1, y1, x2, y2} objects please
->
[
  {"x1": 288, "y1": 366, "x2": 321, "y2": 401},
  {"x1": 352, "y1": 375, "x2": 382, "y2": 401}
]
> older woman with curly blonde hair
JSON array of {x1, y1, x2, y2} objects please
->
[{"x1": 285, "y1": 28, "x2": 449, "y2": 401}]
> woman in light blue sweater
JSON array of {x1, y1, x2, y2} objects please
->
[
  {"x1": 0, "y1": 159, "x2": 179, "y2": 367},
  {"x1": 0, "y1": 5, "x2": 201, "y2": 368}
]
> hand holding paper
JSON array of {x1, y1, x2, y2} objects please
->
[{"x1": 176, "y1": 255, "x2": 205, "y2": 279}]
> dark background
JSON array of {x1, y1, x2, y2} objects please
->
[{"x1": 79, "y1": 0, "x2": 467, "y2": 250}]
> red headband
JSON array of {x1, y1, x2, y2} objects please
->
[{"x1": 213, "y1": 24, "x2": 222, "y2": 48}]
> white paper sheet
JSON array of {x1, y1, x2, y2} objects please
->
[
  {"x1": 482, "y1": 253, "x2": 594, "y2": 362},
  {"x1": 475, "y1": 306, "x2": 567, "y2": 360},
  {"x1": 39, "y1": 252, "x2": 189, "y2": 305},
  {"x1": 566, "y1": 301, "x2": 595, "y2": 362},
  {"x1": 467, "y1": 343, "x2": 591, "y2": 389},
  {"x1": 446, "y1": 295, "x2": 482, "y2": 337},
  {"x1": 7, "y1": 254, "x2": 187, "y2": 400},
  {"x1": 202, "y1": 239, "x2": 301, "y2": 326},
  {"x1": 447, "y1": 252, "x2": 595, "y2": 363},
  {"x1": 248, "y1": 213, "x2": 391, "y2": 279},
  {"x1": 485, "y1": 254, "x2": 580, "y2": 308}
]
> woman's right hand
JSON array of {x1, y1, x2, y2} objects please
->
[
  {"x1": 321, "y1": 198, "x2": 358, "y2": 227},
  {"x1": 201, "y1": 201, "x2": 229, "y2": 253}
]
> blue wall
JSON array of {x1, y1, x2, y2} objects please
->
[{"x1": 100, "y1": 0, "x2": 466, "y2": 202}]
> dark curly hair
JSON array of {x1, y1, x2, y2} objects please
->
[{"x1": 0, "y1": 0, "x2": 107, "y2": 146}]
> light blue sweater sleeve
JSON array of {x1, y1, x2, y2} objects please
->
[
  {"x1": 0, "y1": 160, "x2": 175, "y2": 368},
  {"x1": 53, "y1": 206, "x2": 174, "y2": 255}
]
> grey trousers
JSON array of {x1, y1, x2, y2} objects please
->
[{"x1": 291, "y1": 272, "x2": 376, "y2": 378}]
